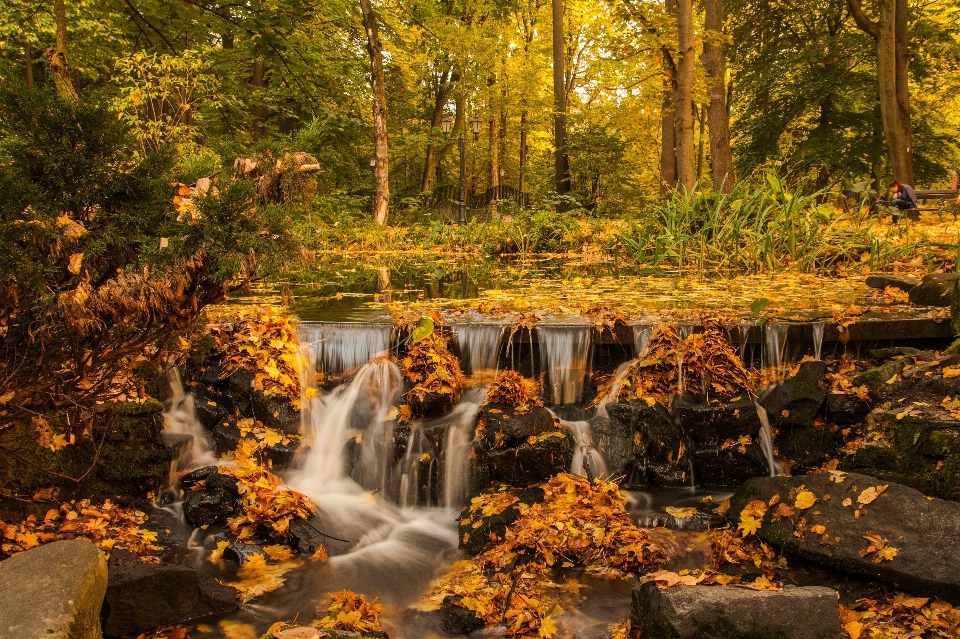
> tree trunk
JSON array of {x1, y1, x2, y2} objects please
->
[
  {"x1": 490, "y1": 117, "x2": 500, "y2": 218},
  {"x1": 696, "y1": 105, "x2": 705, "y2": 182},
  {"x1": 420, "y1": 71, "x2": 457, "y2": 193},
  {"x1": 675, "y1": 0, "x2": 696, "y2": 191},
  {"x1": 24, "y1": 41, "x2": 34, "y2": 87},
  {"x1": 552, "y1": 0, "x2": 570, "y2": 208},
  {"x1": 895, "y1": 0, "x2": 913, "y2": 183},
  {"x1": 660, "y1": 47, "x2": 677, "y2": 195},
  {"x1": 520, "y1": 111, "x2": 528, "y2": 196},
  {"x1": 250, "y1": 55, "x2": 268, "y2": 137},
  {"x1": 48, "y1": 0, "x2": 78, "y2": 102},
  {"x1": 702, "y1": 0, "x2": 735, "y2": 192},
  {"x1": 848, "y1": 0, "x2": 912, "y2": 183},
  {"x1": 360, "y1": 0, "x2": 390, "y2": 227}
]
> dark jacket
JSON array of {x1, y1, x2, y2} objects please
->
[{"x1": 898, "y1": 184, "x2": 918, "y2": 208}]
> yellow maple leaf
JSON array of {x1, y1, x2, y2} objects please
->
[
  {"x1": 665, "y1": 506, "x2": 698, "y2": 519},
  {"x1": 857, "y1": 485, "x2": 888, "y2": 506},
  {"x1": 67, "y1": 253, "x2": 84, "y2": 275},
  {"x1": 539, "y1": 616, "x2": 558, "y2": 638},
  {"x1": 844, "y1": 620, "x2": 864, "y2": 639},
  {"x1": 738, "y1": 515, "x2": 762, "y2": 536}
]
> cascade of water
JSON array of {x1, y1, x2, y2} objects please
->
[
  {"x1": 442, "y1": 388, "x2": 485, "y2": 509},
  {"x1": 632, "y1": 325, "x2": 652, "y2": 359},
  {"x1": 595, "y1": 359, "x2": 636, "y2": 418},
  {"x1": 763, "y1": 323, "x2": 790, "y2": 377},
  {"x1": 299, "y1": 322, "x2": 394, "y2": 378},
  {"x1": 455, "y1": 324, "x2": 504, "y2": 376},
  {"x1": 754, "y1": 402, "x2": 780, "y2": 477},
  {"x1": 537, "y1": 325, "x2": 593, "y2": 405},
  {"x1": 560, "y1": 418, "x2": 609, "y2": 479},
  {"x1": 161, "y1": 366, "x2": 217, "y2": 474},
  {"x1": 812, "y1": 321, "x2": 826, "y2": 361}
]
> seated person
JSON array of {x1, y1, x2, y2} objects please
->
[{"x1": 888, "y1": 180, "x2": 918, "y2": 210}]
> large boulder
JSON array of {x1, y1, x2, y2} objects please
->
[
  {"x1": 457, "y1": 486, "x2": 545, "y2": 555},
  {"x1": 102, "y1": 549, "x2": 238, "y2": 637},
  {"x1": 0, "y1": 539, "x2": 107, "y2": 639},
  {"x1": 482, "y1": 404, "x2": 555, "y2": 447},
  {"x1": 731, "y1": 472, "x2": 960, "y2": 603},
  {"x1": 762, "y1": 361, "x2": 835, "y2": 471},
  {"x1": 865, "y1": 273, "x2": 920, "y2": 293},
  {"x1": 909, "y1": 273, "x2": 959, "y2": 307},
  {"x1": 631, "y1": 581, "x2": 843, "y2": 639},
  {"x1": 608, "y1": 402, "x2": 691, "y2": 487},
  {"x1": 486, "y1": 433, "x2": 573, "y2": 487}
]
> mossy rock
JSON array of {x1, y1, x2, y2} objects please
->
[{"x1": 853, "y1": 359, "x2": 907, "y2": 392}]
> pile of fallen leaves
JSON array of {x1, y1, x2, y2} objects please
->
[
  {"x1": 1, "y1": 499, "x2": 160, "y2": 560},
  {"x1": 486, "y1": 370, "x2": 543, "y2": 409},
  {"x1": 400, "y1": 331, "x2": 464, "y2": 409},
  {"x1": 216, "y1": 462, "x2": 317, "y2": 540},
  {"x1": 232, "y1": 418, "x2": 300, "y2": 455},
  {"x1": 203, "y1": 304, "x2": 304, "y2": 409},
  {"x1": 317, "y1": 590, "x2": 384, "y2": 633},
  {"x1": 614, "y1": 320, "x2": 756, "y2": 406},
  {"x1": 841, "y1": 594, "x2": 960, "y2": 639},
  {"x1": 210, "y1": 543, "x2": 304, "y2": 603},
  {"x1": 422, "y1": 474, "x2": 665, "y2": 636}
]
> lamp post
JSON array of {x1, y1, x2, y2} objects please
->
[{"x1": 441, "y1": 115, "x2": 482, "y2": 225}]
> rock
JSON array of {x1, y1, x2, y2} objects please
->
[
  {"x1": 952, "y1": 277, "x2": 960, "y2": 336},
  {"x1": 223, "y1": 542, "x2": 265, "y2": 565},
  {"x1": 182, "y1": 486, "x2": 237, "y2": 526},
  {"x1": 631, "y1": 581, "x2": 843, "y2": 639},
  {"x1": 227, "y1": 369, "x2": 256, "y2": 415},
  {"x1": 608, "y1": 401, "x2": 691, "y2": 487},
  {"x1": 730, "y1": 472, "x2": 960, "y2": 603},
  {"x1": 486, "y1": 431, "x2": 574, "y2": 487},
  {"x1": 212, "y1": 416, "x2": 242, "y2": 454},
  {"x1": 633, "y1": 507, "x2": 726, "y2": 531},
  {"x1": 482, "y1": 404, "x2": 556, "y2": 448},
  {"x1": 407, "y1": 389, "x2": 455, "y2": 419},
  {"x1": 289, "y1": 517, "x2": 327, "y2": 555},
  {"x1": 589, "y1": 415, "x2": 633, "y2": 478},
  {"x1": 264, "y1": 438, "x2": 301, "y2": 468},
  {"x1": 439, "y1": 596, "x2": 484, "y2": 634},
  {"x1": 458, "y1": 486, "x2": 545, "y2": 555},
  {"x1": 179, "y1": 465, "x2": 218, "y2": 488},
  {"x1": 692, "y1": 444, "x2": 770, "y2": 488},
  {"x1": 827, "y1": 392, "x2": 872, "y2": 426},
  {"x1": 869, "y1": 347, "x2": 937, "y2": 362},
  {"x1": 0, "y1": 539, "x2": 107, "y2": 639},
  {"x1": 909, "y1": 273, "x2": 959, "y2": 307},
  {"x1": 764, "y1": 361, "x2": 827, "y2": 430},
  {"x1": 102, "y1": 549, "x2": 238, "y2": 637},
  {"x1": 251, "y1": 389, "x2": 301, "y2": 435},
  {"x1": 853, "y1": 359, "x2": 908, "y2": 392},
  {"x1": 190, "y1": 384, "x2": 233, "y2": 430},
  {"x1": 161, "y1": 432, "x2": 194, "y2": 460},
  {"x1": 865, "y1": 273, "x2": 920, "y2": 292}
]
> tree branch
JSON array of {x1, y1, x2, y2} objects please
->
[{"x1": 847, "y1": 0, "x2": 879, "y2": 38}]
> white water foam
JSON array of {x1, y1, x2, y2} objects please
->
[{"x1": 538, "y1": 325, "x2": 593, "y2": 405}]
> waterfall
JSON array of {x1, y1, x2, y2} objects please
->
[
  {"x1": 754, "y1": 402, "x2": 780, "y2": 477},
  {"x1": 595, "y1": 359, "x2": 636, "y2": 418},
  {"x1": 161, "y1": 366, "x2": 217, "y2": 473},
  {"x1": 632, "y1": 325, "x2": 651, "y2": 359},
  {"x1": 763, "y1": 323, "x2": 790, "y2": 377},
  {"x1": 442, "y1": 388, "x2": 484, "y2": 509},
  {"x1": 559, "y1": 418, "x2": 608, "y2": 480},
  {"x1": 812, "y1": 321, "x2": 826, "y2": 361},
  {"x1": 537, "y1": 325, "x2": 593, "y2": 405},
  {"x1": 299, "y1": 322, "x2": 395, "y2": 378},
  {"x1": 455, "y1": 323, "x2": 504, "y2": 376}
]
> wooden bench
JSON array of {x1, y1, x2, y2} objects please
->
[{"x1": 884, "y1": 188, "x2": 959, "y2": 221}]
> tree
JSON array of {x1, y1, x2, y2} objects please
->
[
  {"x1": 553, "y1": 0, "x2": 571, "y2": 208},
  {"x1": 360, "y1": 0, "x2": 391, "y2": 226},
  {"x1": 47, "y1": 0, "x2": 77, "y2": 102},
  {"x1": 674, "y1": 0, "x2": 695, "y2": 190},
  {"x1": 848, "y1": 0, "x2": 913, "y2": 183},
  {"x1": 702, "y1": 0, "x2": 735, "y2": 191}
]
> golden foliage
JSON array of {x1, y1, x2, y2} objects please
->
[
  {"x1": 316, "y1": 590, "x2": 383, "y2": 633},
  {"x1": 226, "y1": 552, "x2": 302, "y2": 603},
  {"x1": 0, "y1": 499, "x2": 160, "y2": 560},
  {"x1": 400, "y1": 332, "x2": 464, "y2": 406},
  {"x1": 204, "y1": 304, "x2": 304, "y2": 408},
  {"x1": 233, "y1": 417, "x2": 300, "y2": 453},
  {"x1": 614, "y1": 320, "x2": 756, "y2": 405},
  {"x1": 423, "y1": 474, "x2": 665, "y2": 636},
  {"x1": 216, "y1": 463, "x2": 317, "y2": 540},
  {"x1": 486, "y1": 370, "x2": 543, "y2": 409},
  {"x1": 841, "y1": 594, "x2": 960, "y2": 639}
]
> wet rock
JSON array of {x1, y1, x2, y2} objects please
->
[
  {"x1": 909, "y1": 273, "x2": 959, "y2": 307},
  {"x1": 190, "y1": 383, "x2": 233, "y2": 430},
  {"x1": 865, "y1": 273, "x2": 920, "y2": 292},
  {"x1": 458, "y1": 486, "x2": 546, "y2": 555},
  {"x1": 102, "y1": 549, "x2": 238, "y2": 637},
  {"x1": 439, "y1": 596, "x2": 484, "y2": 634},
  {"x1": 631, "y1": 581, "x2": 843, "y2": 639},
  {"x1": 482, "y1": 404, "x2": 556, "y2": 448},
  {"x1": 251, "y1": 389, "x2": 301, "y2": 435},
  {"x1": 764, "y1": 361, "x2": 827, "y2": 430},
  {"x1": 183, "y1": 486, "x2": 237, "y2": 526},
  {"x1": 223, "y1": 542, "x2": 265, "y2": 565},
  {"x1": 607, "y1": 401, "x2": 690, "y2": 487},
  {"x1": 265, "y1": 438, "x2": 301, "y2": 468},
  {"x1": 827, "y1": 393, "x2": 872, "y2": 425},
  {"x1": 407, "y1": 389, "x2": 455, "y2": 419},
  {"x1": 179, "y1": 465, "x2": 218, "y2": 488},
  {"x1": 692, "y1": 444, "x2": 770, "y2": 488},
  {"x1": 227, "y1": 369, "x2": 256, "y2": 415},
  {"x1": 633, "y1": 507, "x2": 726, "y2": 531},
  {"x1": 289, "y1": 517, "x2": 328, "y2": 555},
  {"x1": 161, "y1": 432, "x2": 194, "y2": 460},
  {"x1": 589, "y1": 415, "x2": 633, "y2": 477},
  {"x1": 869, "y1": 347, "x2": 937, "y2": 362},
  {"x1": 212, "y1": 416, "x2": 242, "y2": 454},
  {"x1": 853, "y1": 359, "x2": 909, "y2": 392},
  {"x1": 0, "y1": 539, "x2": 107, "y2": 639},
  {"x1": 731, "y1": 472, "x2": 960, "y2": 603},
  {"x1": 677, "y1": 396, "x2": 763, "y2": 445},
  {"x1": 486, "y1": 431, "x2": 574, "y2": 487}
]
